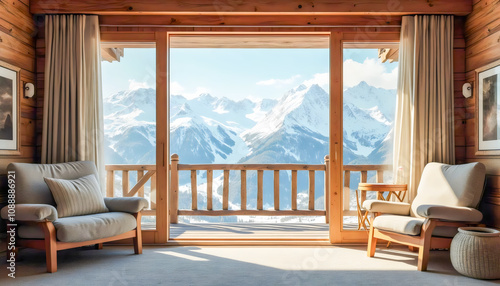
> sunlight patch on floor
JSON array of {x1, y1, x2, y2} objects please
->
[
  {"x1": 156, "y1": 250, "x2": 209, "y2": 261},
  {"x1": 163, "y1": 246, "x2": 422, "y2": 271}
]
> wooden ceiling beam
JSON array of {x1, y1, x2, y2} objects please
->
[
  {"x1": 30, "y1": 0, "x2": 473, "y2": 16},
  {"x1": 99, "y1": 15, "x2": 402, "y2": 27}
]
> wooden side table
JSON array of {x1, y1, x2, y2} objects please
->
[{"x1": 356, "y1": 183, "x2": 408, "y2": 230}]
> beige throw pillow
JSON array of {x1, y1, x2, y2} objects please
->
[{"x1": 44, "y1": 174, "x2": 109, "y2": 218}]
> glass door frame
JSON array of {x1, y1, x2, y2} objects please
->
[
  {"x1": 330, "y1": 33, "x2": 400, "y2": 243},
  {"x1": 101, "y1": 29, "x2": 400, "y2": 244}
]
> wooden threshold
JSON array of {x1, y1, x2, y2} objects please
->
[{"x1": 165, "y1": 240, "x2": 332, "y2": 246}]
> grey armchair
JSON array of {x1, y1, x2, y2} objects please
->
[
  {"x1": 1, "y1": 161, "x2": 148, "y2": 273},
  {"x1": 363, "y1": 162, "x2": 486, "y2": 271}
]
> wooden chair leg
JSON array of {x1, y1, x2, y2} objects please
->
[
  {"x1": 133, "y1": 213, "x2": 142, "y2": 254},
  {"x1": 417, "y1": 219, "x2": 437, "y2": 271},
  {"x1": 40, "y1": 221, "x2": 57, "y2": 273},
  {"x1": 362, "y1": 211, "x2": 370, "y2": 230},
  {"x1": 367, "y1": 217, "x2": 377, "y2": 257}
]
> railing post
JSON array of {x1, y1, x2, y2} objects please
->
[
  {"x1": 376, "y1": 170, "x2": 384, "y2": 183},
  {"x1": 207, "y1": 170, "x2": 213, "y2": 210},
  {"x1": 240, "y1": 170, "x2": 246, "y2": 210},
  {"x1": 122, "y1": 170, "x2": 129, "y2": 196},
  {"x1": 106, "y1": 169, "x2": 114, "y2": 197},
  {"x1": 191, "y1": 170, "x2": 197, "y2": 210},
  {"x1": 274, "y1": 170, "x2": 279, "y2": 210},
  {"x1": 223, "y1": 170, "x2": 229, "y2": 210},
  {"x1": 360, "y1": 170, "x2": 368, "y2": 204},
  {"x1": 170, "y1": 154, "x2": 179, "y2": 224},
  {"x1": 291, "y1": 170, "x2": 297, "y2": 211},
  {"x1": 137, "y1": 170, "x2": 145, "y2": 198},
  {"x1": 257, "y1": 170, "x2": 263, "y2": 210},
  {"x1": 308, "y1": 170, "x2": 315, "y2": 210},
  {"x1": 324, "y1": 155, "x2": 330, "y2": 223}
]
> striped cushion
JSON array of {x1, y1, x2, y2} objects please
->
[{"x1": 44, "y1": 174, "x2": 108, "y2": 218}]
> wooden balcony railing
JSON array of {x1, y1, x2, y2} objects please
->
[
  {"x1": 170, "y1": 154, "x2": 330, "y2": 223},
  {"x1": 105, "y1": 164, "x2": 157, "y2": 216},
  {"x1": 104, "y1": 159, "x2": 391, "y2": 221},
  {"x1": 342, "y1": 164, "x2": 392, "y2": 216}
]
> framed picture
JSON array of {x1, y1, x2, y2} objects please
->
[{"x1": 0, "y1": 61, "x2": 20, "y2": 155}]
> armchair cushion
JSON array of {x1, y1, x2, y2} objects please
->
[
  {"x1": 362, "y1": 200, "x2": 411, "y2": 216},
  {"x1": 15, "y1": 212, "x2": 138, "y2": 242},
  {"x1": 1, "y1": 204, "x2": 58, "y2": 222},
  {"x1": 104, "y1": 197, "x2": 149, "y2": 213},
  {"x1": 373, "y1": 215, "x2": 425, "y2": 236},
  {"x1": 411, "y1": 162, "x2": 486, "y2": 217},
  {"x1": 44, "y1": 174, "x2": 108, "y2": 218},
  {"x1": 415, "y1": 205, "x2": 483, "y2": 222},
  {"x1": 53, "y1": 212, "x2": 137, "y2": 242}
]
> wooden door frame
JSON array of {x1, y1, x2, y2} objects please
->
[
  {"x1": 100, "y1": 32, "x2": 169, "y2": 244},
  {"x1": 166, "y1": 31, "x2": 334, "y2": 243},
  {"x1": 101, "y1": 28, "x2": 400, "y2": 244},
  {"x1": 333, "y1": 34, "x2": 401, "y2": 243}
]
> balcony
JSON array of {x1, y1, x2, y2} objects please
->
[{"x1": 105, "y1": 155, "x2": 391, "y2": 240}]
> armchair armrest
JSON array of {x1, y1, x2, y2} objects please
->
[
  {"x1": 415, "y1": 205, "x2": 483, "y2": 222},
  {"x1": 104, "y1": 197, "x2": 148, "y2": 213},
  {"x1": 363, "y1": 200, "x2": 411, "y2": 216},
  {"x1": 1, "y1": 204, "x2": 58, "y2": 222}
]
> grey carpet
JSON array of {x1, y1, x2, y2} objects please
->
[{"x1": 0, "y1": 245, "x2": 498, "y2": 285}]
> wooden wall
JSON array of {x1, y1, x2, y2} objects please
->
[
  {"x1": 0, "y1": 0, "x2": 37, "y2": 173},
  {"x1": 462, "y1": 0, "x2": 500, "y2": 227}
]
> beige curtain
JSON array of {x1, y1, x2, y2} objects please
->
[
  {"x1": 393, "y1": 15, "x2": 455, "y2": 201},
  {"x1": 42, "y1": 15, "x2": 104, "y2": 186}
]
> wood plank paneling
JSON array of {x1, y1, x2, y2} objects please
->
[
  {"x1": 0, "y1": 1, "x2": 37, "y2": 174},
  {"x1": 463, "y1": 1, "x2": 500, "y2": 228}
]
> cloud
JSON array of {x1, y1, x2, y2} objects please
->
[
  {"x1": 343, "y1": 58, "x2": 398, "y2": 90},
  {"x1": 128, "y1": 79, "x2": 151, "y2": 90},
  {"x1": 302, "y1": 73, "x2": 329, "y2": 90},
  {"x1": 256, "y1": 75, "x2": 301, "y2": 86},
  {"x1": 170, "y1": 81, "x2": 184, "y2": 95}
]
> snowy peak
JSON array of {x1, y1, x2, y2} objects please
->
[
  {"x1": 344, "y1": 81, "x2": 396, "y2": 120},
  {"x1": 243, "y1": 83, "x2": 329, "y2": 143}
]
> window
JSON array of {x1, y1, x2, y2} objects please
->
[
  {"x1": 101, "y1": 44, "x2": 157, "y2": 229},
  {"x1": 342, "y1": 44, "x2": 399, "y2": 229},
  {"x1": 169, "y1": 35, "x2": 330, "y2": 223}
]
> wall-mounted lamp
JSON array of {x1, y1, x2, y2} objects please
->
[
  {"x1": 24, "y1": 82, "x2": 35, "y2": 98},
  {"x1": 462, "y1": 83, "x2": 472, "y2": 98}
]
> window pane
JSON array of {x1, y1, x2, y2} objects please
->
[
  {"x1": 101, "y1": 46, "x2": 157, "y2": 229},
  {"x1": 169, "y1": 36, "x2": 329, "y2": 224},
  {"x1": 342, "y1": 46, "x2": 398, "y2": 230}
]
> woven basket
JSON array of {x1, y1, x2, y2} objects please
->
[{"x1": 450, "y1": 227, "x2": 500, "y2": 279}]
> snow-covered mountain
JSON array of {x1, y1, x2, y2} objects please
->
[
  {"x1": 343, "y1": 81, "x2": 395, "y2": 163},
  {"x1": 104, "y1": 88, "x2": 156, "y2": 164},
  {"x1": 103, "y1": 81, "x2": 396, "y2": 166},
  {"x1": 103, "y1": 81, "x2": 396, "y2": 220},
  {"x1": 241, "y1": 84, "x2": 329, "y2": 164}
]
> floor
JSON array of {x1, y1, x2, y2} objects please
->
[
  {"x1": 1, "y1": 245, "x2": 497, "y2": 285},
  {"x1": 169, "y1": 223, "x2": 332, "y2": 240}
]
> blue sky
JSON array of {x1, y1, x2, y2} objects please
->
[{"x1": 102, "y1": 48, "x2": 398, "y2": 100}]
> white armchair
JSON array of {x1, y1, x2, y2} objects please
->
[{"x1": 363, "y1": 162, "x2": 486, "y2": 271}]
